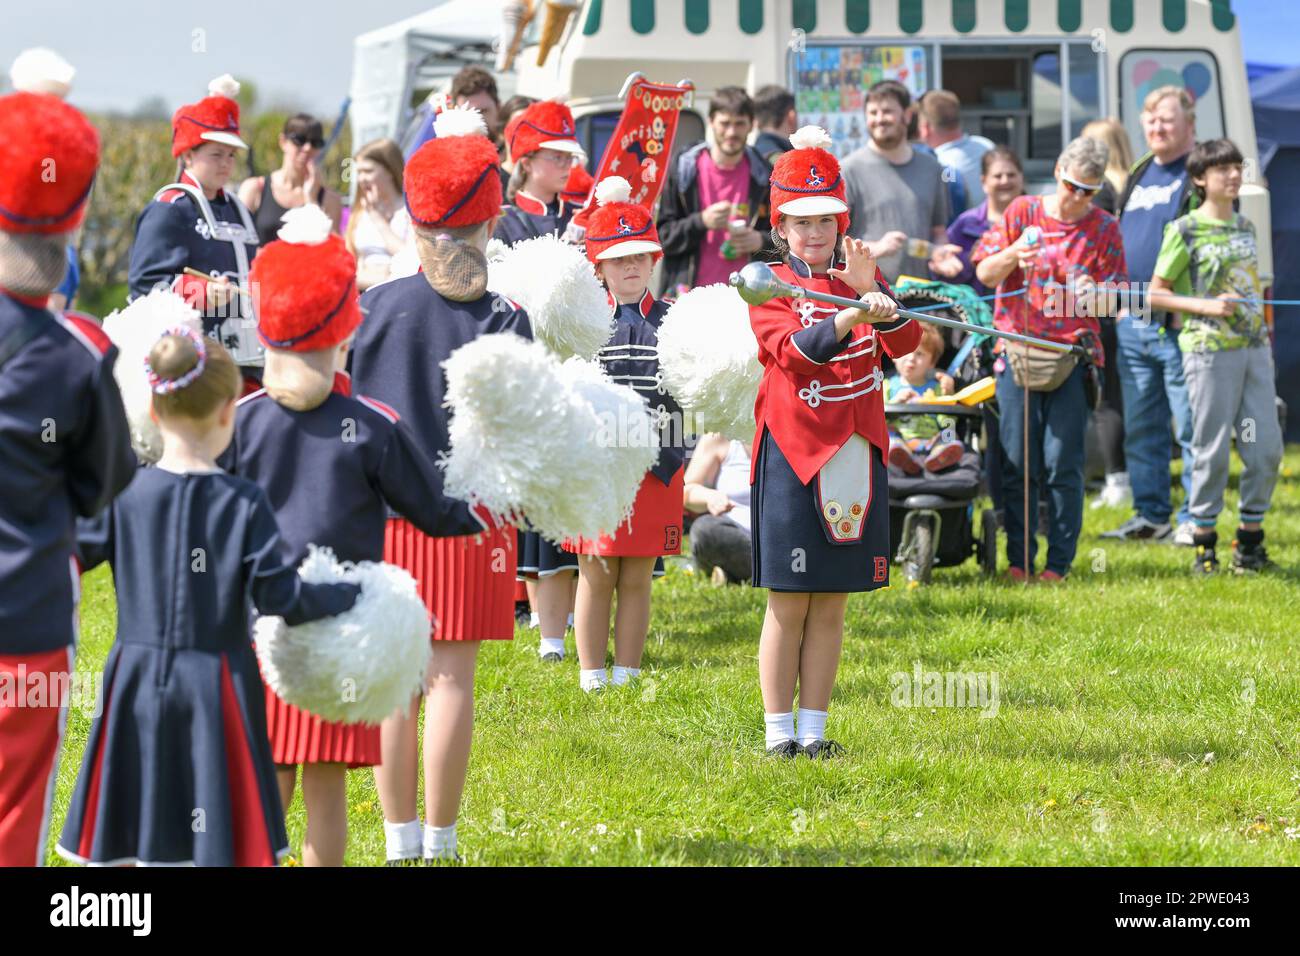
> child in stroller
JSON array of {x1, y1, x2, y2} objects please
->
[
  {"x1": 883, "y1": 280, "x2": 1001, "y2": 584},
  {"x1": 885, "y1": 325, "x2": 965, "y2": 475}
]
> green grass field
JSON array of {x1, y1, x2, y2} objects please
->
[{"x1": 48, "y1": 451, "x2": 1300, "y2": 866}]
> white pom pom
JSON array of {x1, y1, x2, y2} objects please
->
[
  {"x1": 789, "y1": 125, "x2": 833, "y2": 152},
  {"x1": 276, "y1": 203, "x2": 333, "y2": 245},
  {"x1": 433, "y1": 104, "x2": 488, "y2": 139},
  {"x1": 657, "y1": 283, "x2": 762, "y2": 439},
  {"x1": 9, "y1": 48, "x2": 75, "y2": 98},
  {"x1": 207, "y1": 73, "x2": 240, "y2": 99},
  {"x1": 101, "y1": 290, "x2": 204, "y2": 463},
  {"x1": 484, "y1": 236, "x2": 510, "y2": 262},
  {"x1": 594, "y1": 176, "x2": 632, "y2": 206},
  {"x1": 487, "y1": 234, "x2": 613, "y2": 360},
  {"x1": 440, "y1": 334, "x2": 655, "y2": 543},
  {"x1": 254, "y1": 547, "x2": 432, "y2": 725}
]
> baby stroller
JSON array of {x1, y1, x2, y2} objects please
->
[{"x1": 882, "y1": 279, "x2": 1001, "y2": 584}]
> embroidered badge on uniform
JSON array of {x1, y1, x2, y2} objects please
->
[
  {"x1": 874, "y1": 556, "x2": 888, "y2": 582},
  {"x1": 664, "y1": 526, "x2": 680, "y2": 552}
]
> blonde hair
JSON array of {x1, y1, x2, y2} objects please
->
[
  {"x1": 1142, "y1": 85, "x2": 1196, "y2": 124},
  {"x1": 346, "y1": 138, "x2": 406, "y2": 256},
  {"x1": 916, "y1": 325, "x2": 945, "y2": 365},
  {"x1": 1082, "y1": 118, "x2": 1134, "y2": 193},
  {"x1": 147, "y1": 333, "x2": 241, "y2": 421}
]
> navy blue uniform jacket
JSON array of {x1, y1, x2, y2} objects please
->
[
  {"x1": 0, "y1": 294, "x2": 135, "y2": 653},
  {"x1": 221, "y1": 372, "x2": 482, "y2": 562}
]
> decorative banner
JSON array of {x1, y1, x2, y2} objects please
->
[{"x1": 572, "y1": 75, "x2": 694, "y2": 228}]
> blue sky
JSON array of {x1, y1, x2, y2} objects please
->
[
  {"x1": 1234, "y1": 0, "x2": 1300, "y2": 67},
  {"x1": 0, "y1": 0, "x2": 1294, "y2": 117}
]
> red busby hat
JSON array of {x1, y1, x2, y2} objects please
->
[
  {"x1": 768, "y1": 126, "x2": 849, "y2": 233},
  {"x1": 0, "y1": 91, "x2": 99, "y2": 235},
  {"x1": 405, "y1": 106, "x2": 503, "y2": 229},
  {"x1": 505, "y1": 100, "x2": 585, "y2": 164},
  {"x1": 583, "y1": 177, "x2": 662, "y2": 263},
  {"x1": 561, "y1": 161, "x2": 594, "y2": 206},
  {"x1": 252, "y1": 205, "x2": 361, "y2": 352},
  {"x1": 171, "y1": 74, "x2": 248, "y2": 158}
]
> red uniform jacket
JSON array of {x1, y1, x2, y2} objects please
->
[{"x1": 749, "y1": 258, "x2": 922, "y2": 485}]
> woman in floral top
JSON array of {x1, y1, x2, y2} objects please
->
[{"x1": 972, "y1": 137, "x2": 1126, "y2": 581}]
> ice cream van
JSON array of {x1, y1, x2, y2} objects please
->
[{"x1": 512, "y1": 0, "x2": 1270, "y2": 284}]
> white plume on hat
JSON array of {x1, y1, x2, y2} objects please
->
[
  {"x1": 101, "y1": 289, "x2": 205, "y2": 463},
  {"x1": 657, "y1": 283, "x2": 761, "y2": 438},
  {"x1": 789, "y1": 126, "x2": 833, "y2": 151},
  {"x1": 277, "y1": 203, "x2": 333, "y2": 245},
  {"x1": 254, "y1": 546, "x2": 432, "y2": 725},
  {"x1": 9, "y1": 48, "x2": 75, "y2": 98},
  {"x1": 439, "y1": 333, "x2": 656, "y2": 543},
  {"x1": 487, "y1": 234, "x2": 613, "y2": 360},
  {"x1": 594, "y1": 176, "x2": 632, "y2": 206},
  {"x1": 207, "y1": 73, "x2": 240, "y2": 99},
  {"x1": 433, "y1": 104, "x2": 488, "y2": 139}
]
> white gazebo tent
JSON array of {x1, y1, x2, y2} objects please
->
[{"x1": 349, "y1": 0, "x2": 519, "y2": 148}]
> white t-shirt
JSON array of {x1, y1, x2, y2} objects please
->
[{"x1": 353, "y1": 206, "x2": 413, "y2": 281}]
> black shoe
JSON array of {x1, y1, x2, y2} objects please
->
[
  {"x1": 802, "y1": 739, "x2": 846, "y2": 760},
  {"x1": 514, "y1": 602, "x2": 532, "y2": 627},
  {"x1": 765, "y1": 739, "x2": 803, "y2": 759},
  {"x1": 424, "y1": 851, "x2": 463, "y2": 865},
  {"x1": 539, "y1": 652, "x2": 563, "y2": 663},
  {"x1": 1232, "y1": 543, "x2": 1276, "y2": 574},
  {"x1": 385, "y1": 856, "x2": 423, "y2": 867},
  {"x1": 1192, "y1": 546, "x2": 1219, "y2": 575},
  {"x1": 1100, "y1": 515, "x2": 1172, "y2": 541}
]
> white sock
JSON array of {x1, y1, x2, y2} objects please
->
[
  {"x1": 539, "y1": 636, "x2": 565, "y2": 657},
  {"x1": 797, "y1": 708, "x2": 828, "y2": 746},
  {"x1": 423, "y1": 822, "x2": 457, "y2": 860},
  {"x1": 764, "y1": 711, "x2": 795, "y2": 749},
  {"x1": 567, "y1": 612, "x2": 574, "y2": 628},
  {"x1": 384, "y1": 819, "x2": 422, "y2": 861},
  {"x1": 580, "y1": 668, "x2": 608, "y2": 692},
  {"x1": 529, "y1": 612, "x2": 540, "y2": 629},
  {"x1": 610, "y1": 665, "x2": 640, "y2": 685}
]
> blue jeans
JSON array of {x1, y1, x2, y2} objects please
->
[
  {"x1": 1116, "y1": 317, "x2": 1193, "y2": 524},
  {"x1": 996, "y1": 363, "x2": 1089, "y2": 575}
]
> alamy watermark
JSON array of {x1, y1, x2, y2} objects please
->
[{"x1": 890, "y1": 661, "x2": 1000, "y2": 718}]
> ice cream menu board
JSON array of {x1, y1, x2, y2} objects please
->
[{"x1": 792, "y1": 45, "x2": 930, "y2": 159}]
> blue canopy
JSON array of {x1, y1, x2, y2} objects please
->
[{"x1": 1252, "y1": 66, "x2": 1300, "y2": 439}]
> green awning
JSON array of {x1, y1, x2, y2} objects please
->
[{"x1": 584, "y1": 0, "x2": 1236, "y2": 37}]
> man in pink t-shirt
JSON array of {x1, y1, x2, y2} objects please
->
[
  {"x1": 655, "y1": 87, "x2": 774, "y2": 296},
  {"x1": 694, "y1": 144, "x2": 755, "y2": 287}
]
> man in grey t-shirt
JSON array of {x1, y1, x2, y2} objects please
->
[{"x1": 841, "y1": 80, "x2": 957, "y2": 284}]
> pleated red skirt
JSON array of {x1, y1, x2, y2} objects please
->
[
  {"x1": 568, "y1": 468, "x2": 684, "y2": 557},
  {"x1": 264, "y1": 688, "x2": 382, "y2": 768},
  {"x1": 384, "y1": 517, "x2": 517, "y2": 641}
]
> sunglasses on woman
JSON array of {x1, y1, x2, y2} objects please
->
[
  {"x1": 1059, "y1": 172, "x2": 1102, "y2": 196},
  {"x1": 288, "y1": 133, "x2": 325, "y2": 149}
]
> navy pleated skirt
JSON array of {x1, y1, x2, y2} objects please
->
[
  {"x1": 58, "y1": 642, "x2": 288, "y2": 866},
  {"x1": 751, "y1": 430, "x2": 892, "y2": 593},
  {"x1": 517, "y1": 530, "x2": 579, "y2": 579}
]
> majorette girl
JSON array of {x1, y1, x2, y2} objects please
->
[
  {"x1": 59, "y1": 330, "x2": 360, "y2": 866},
  {"x1": 0, "y1": 61, "x2": 136, "y2": 867},
  {"x1": 566, "y1": 176, "x2": 686, "y2": 692},
  {"x1": 128, "y1": 75, "x2": 263, "y2": 385},
  {"x1": 348, "y1": 106, "x2": 532, "y2": 864},
  {"x1": 221, "y1": 204, "x2": 478, "y2": 866},
  {"x1": 495, "y1": 99, "x2": 587, "y2": 245},
  {"x1": 748, "y1": 127, "x2": 921, "y2": 758}
]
